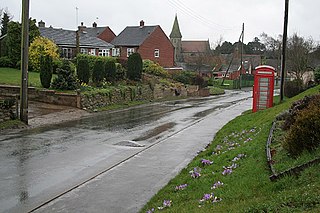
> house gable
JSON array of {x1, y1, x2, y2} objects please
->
[
  {"x1": 112, "y1": 22, "x2": 174, "y2": 67},
  {"x1": 139, "y1": 26, "x2": 174, "y2": 67}
]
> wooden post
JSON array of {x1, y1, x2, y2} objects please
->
[
  {"x1": 20, "y1": 0, "x2": 30, "y2": 124},
  {"x1": 280, "y1": 0, "x2": 289, "y2": 102}
]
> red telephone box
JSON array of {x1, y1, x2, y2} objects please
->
[{"x1": 252, "y1": 65, "x2": 275, "y2": 112}]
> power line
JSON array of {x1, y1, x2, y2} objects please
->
[{"x1": 167, "y1": 0, "x2": 235, "y2": 32}]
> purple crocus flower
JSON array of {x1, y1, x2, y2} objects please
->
[
  {"x1": 163, "y1": 200, "x2": 172, "y2": 207},
  {"x1": 222, "y1": 167, "x2": 233, "y2": 175},
  {"x1": 190, "y1": 167, "x2": 201, "y2": 178},
  {"x1": 175, "y1": 184, "x2": 188, "y2": 191},
  {"x1": 211, "y1": 181, "x2": 224, "y2": 189},
  {"x1": 201, "y1": 159, "x2": 213, "y2": 166},
  {"x1": 146, "y1": 208, "x2": 155, "y2": 213}
]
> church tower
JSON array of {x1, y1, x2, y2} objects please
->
[{"x1": 170, "y1": 14, "x2": 183, "y2": 63}]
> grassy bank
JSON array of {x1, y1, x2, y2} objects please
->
[{"x1": 141, "y1": 85, "x2": 320, "y2": 212}]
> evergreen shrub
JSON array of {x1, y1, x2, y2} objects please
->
[
  {"x1": 39, "y1": 55, "x2": 53, "y2": 88},
  {"x1": 127, "y1": 53, "x2": 142, "y2": 81},
  {"x1": 77, "y1": 56, "x2": 90, "y2": 84},
  {"x1": 92, "y1": 58, "x2": 105, "y2": 84},
  {"x1": 105, "y1": 60, "x2": 117, "y2": 81}
]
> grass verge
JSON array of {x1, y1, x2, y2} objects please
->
[
  {"x1": 141, "y1": 85, "x2": 320, "y2": 213},
  {"x1": 208, "y1": 86, "x2": 225, "y2": 95},
  {"x1": 0, "y1": 119, "x2": 26, "y2": 130}
]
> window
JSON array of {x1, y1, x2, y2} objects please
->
[
  {"x1": 99, "y1": 49, "x2": 110, "y2": 57},
  {"x1": 89, "y1": 49, "x2": 96, "y2": 56},
  {"x1": 127, "y1": 48, "x2": 135, "y2": 57},
  {"x1": 112, "y1": 48, "x2": 120, "y2": 57},
  {"x1": 62, "y1": 48, "x2": 73, "y2": 59},
  {"x1": 81, "y1": 48, "x2": 88, "y2": 54},
  {"x1": 154, "y1": 49, "x2": 160, "y2": 58}
]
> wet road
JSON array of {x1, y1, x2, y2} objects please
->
[{"x1": 0, "y1": 90, "x2": 252, "y2": 213}]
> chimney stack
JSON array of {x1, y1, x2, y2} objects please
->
[
  {"x1": 38, "y1": 20, "x2": 45, "y2": 28},
  {"x1": 78, "y1": 22, "x2": 86, "y2": 32},
  {"x1": 92, "y1": 22, "x2": 97, "y2": 28},
  {"x1": 140, "y1": 20, "x2": 145, "y2": 28}
]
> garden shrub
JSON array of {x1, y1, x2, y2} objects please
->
[
  {"x1": 28, "y1": 36, "x2": 59, "y2": 72},
  {"x1": 282, "y1": 95, "x2": 319, "y2": 130},
  {"x1": 39, "y1": 55, "x2": 53, "y2": 88},
  {"x1": 283, "y1": 97, "x2": 320, "y2": 157},
  {"x1": 314, "y1": 67, "x2": 320, "y2": 84},
  {"x1": 77, "y1": 56, "x2": 90, "y2": 84},
  {"x1": 51, "y1": 60, "x2": 79, "y2": 90},
  {"x1": 143, "y1": 59, "x2": 169, "y2": 78},
  {"x1": 284, "y1": 79, "x2": 304, "y2": 98},
  {"x1": 0, "y1": 56, "x2": 13, "y2": 67},
  {"x1": 92, "y1": 58, "x2": 105, "y2": 85},
  {"x1": 115, "y1": 63, "x2": 126, "y2": 80},
  {"x1": 105, "y1": 60, "x2": 117, "y2": 81},
  {"x1": 52, "y1": 58, "x2": 63, "y2": 74},
  {"x1": 127, "y1": 53, "x2": 142, "y2": 81},
  {"x1": 172, "y1": 71, "x2": 196, "y2": 85},
  {"x1": 194, "y1": 75, "x2": 207, "y2": 88}
]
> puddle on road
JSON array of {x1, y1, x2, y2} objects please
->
[
  {"x1": 133, "y1": 122, "x2": 176, "y2": 142},
  {"x1": 114, "y1": 140, "x2": 145, "y2": 147},
  {"x1": 193, "y1": 103, "x2": 233, "y2": 118}
]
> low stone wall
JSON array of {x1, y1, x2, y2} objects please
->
[
  {"x1": 0, "y1": 83, "x2": 207, "y2": 111},
  {"x1": 0, "y1": 85, "x2": 79, "y2": 108},
  {"x1": 0, "y1": 97, "x2": 18, "y2": 122},
  {"x1": 81, "y1": 85, "x2": 154, "y2": 110}
]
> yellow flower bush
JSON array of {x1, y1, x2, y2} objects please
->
[{"x1": 29, "y1": 36, "x2": 59, "y2": 72}]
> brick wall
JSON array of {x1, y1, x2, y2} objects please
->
[
  {"x1": 138, "y1": 26, "x2": 174, "y2": 68},
  {"x1": 98, "y1": 27, "x2": 116, "y2": 43}
]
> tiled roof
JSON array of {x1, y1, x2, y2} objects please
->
[
  {"x1": 111, "y1": 26, "x2": 158, "y2": 46},
  {"x1": 84, "y1": 27, "x2": 111, "y2": 37},
  {"x1": 182, "y1": 40, "x2": 210, "y2": 53},
  {"x1": 39, "y1": 27, "x2": 113, "y2": 48}
]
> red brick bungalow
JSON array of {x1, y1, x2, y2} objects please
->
[
  {"x1": 39, "y1": 21, "x2": 115, "y2": 59},
  {"x1": 111, "y1": 21, "x2": 174, "y2": 68}
]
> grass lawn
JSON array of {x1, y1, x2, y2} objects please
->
[
  {"x1": 141, "y1": 85, "x2": 320, "y2": 212},
  {"x1": 0, "y1": 67, "x2": 48, "y2": 88}
]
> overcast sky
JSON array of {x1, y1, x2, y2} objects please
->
[{"x1": 2, "y1": 0, "x2": 320, "y2": 46}]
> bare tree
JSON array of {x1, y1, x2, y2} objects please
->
[{"x1": 287, "y1": 33, "x2": 315, "y2": 82}]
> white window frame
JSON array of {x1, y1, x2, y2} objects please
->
[
  {"x1": 89, "y1": 49, "x2": 96, "y2": 56},
  {"x1": 154, "y1": 49, "x2": 160, "y2": 58},
  {"x1": 127, "y1": 48, "x2": 135, "y2": 57},
  {"x1": 112, "y1": 48, "x2": 120, "y2": 57},
  {"x1": 81, "y1": 48, "x2": 88, "y2": 54},
  {"x1": 99, "y1": 49, "x2": 110, "y2": 57},
  {"x1": 62, "y1": 48, "x2": 72, "y2": 59}
]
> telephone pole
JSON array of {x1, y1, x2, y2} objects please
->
[
  {"x1": 239, "y1": 23, "x2": 244, "y2": 90},
  {"x1": 20, "y1": 0, "x2": 30, "y2": 124},
  {"x1": 280, "y1": 0, "x2": 289, "y2": 102}
]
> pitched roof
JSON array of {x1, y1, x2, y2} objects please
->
[
  {"x1": 39, "y1": 27, "x2": 113, "y2": 48},
  {"x1": 111, "y1": 26, "x2": 158, "y2": 46},
  {"x1": 84, "y1": 27, "x2": 109, "y2": 37},
  {"x1": 182, "y1": 40, "x2": 210, "y2": 53},
  {"x1": 170, "y1": 15, "x2": 182, "y2": 39}
]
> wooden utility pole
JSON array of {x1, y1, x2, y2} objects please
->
[
  {"x1": 20, "y1": 0, "x2": 30, "y2": 124},
  {"x1": 280, "y1": 0, "x2": 289, "y2": 102},
  {"x1": 239, "y1": 23, "x2": 244, "y2": 90}
]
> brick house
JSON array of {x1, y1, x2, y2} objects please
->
[
  {"x1": 39, "y1": 21, "x2": 114, "y2": 59},
  {"x1": 111, "y1": 21, "x2": 174, "y2": 67}
]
